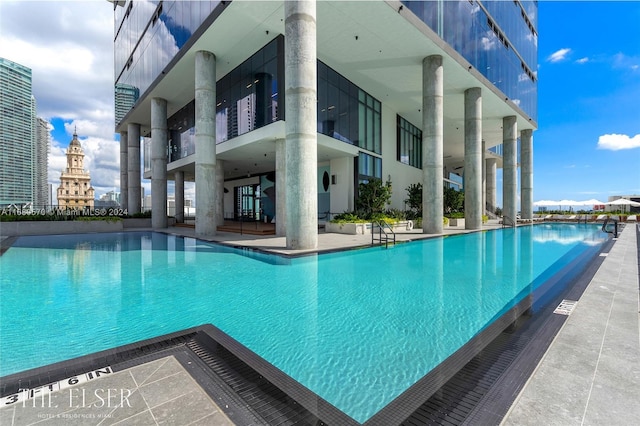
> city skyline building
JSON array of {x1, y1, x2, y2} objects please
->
[
  {"x1": 0, "y1": 57, "x2": 50, "y2": 208},
  {"x1": 115, "y1": 82, "x2": 139, "y2": 126},
  {"x1": 35, "y1": 117, "x2": 50, "y2": 206},
  {"x1": 56, "y1": 129, "x2": 95, "y2": 209},
  {"x1": 1, "y1": 58, "x2": 35, "y2": 206},
  {"x1": 113, "y1": 0, "x2": 537, "y2": 248}
]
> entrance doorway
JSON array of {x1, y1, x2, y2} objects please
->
[{"x1": 234, "y1": 184, "x2": 261, "y2": 221}]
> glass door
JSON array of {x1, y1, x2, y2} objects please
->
[{"x1": 235, "y1": 184, "x2": 261, "y2": 221}]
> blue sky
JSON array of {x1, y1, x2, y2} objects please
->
[
  {"x1": 1, "y1": 1, "x2": 639, "y2": 206},
  {"x1": 534, "y1": 1, "x2": 640, "y2": 204}
]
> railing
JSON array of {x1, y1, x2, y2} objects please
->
[
  {"x1": 485, "y1": 202, "x2": 499, "y2": 219},
  {"x1": 371, "y1": 220, "x2": 396, "y2": 248},
  {"x1": 502, "y1": 215, "x2": 516, "y2": 228},
  {"x1": 601, "y1": 216, "x2": 618, "y2": 238}
]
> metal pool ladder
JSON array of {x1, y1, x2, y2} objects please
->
[
  {"x1": 372, "y1": 220, "x2": 396, "y2": 248},
  {"x1": 601, "y1": 216, "x2": 618, "y2": 238}
]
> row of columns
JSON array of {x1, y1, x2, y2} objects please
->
[
  {"x1": 117, "y1": 0, "x2": 317, "y2": 249},
  {"x1": 119, "y1": 1, "x2": 531, "y2": 248},
  {"x1": 421, "y1": 54, "x2": 533, "y2": 232}
]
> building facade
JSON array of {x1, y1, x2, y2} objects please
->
[
  {"x1": 113, "y1": 0, "x2": 537, "y2": 248},
  {"x1": 35, "y1": 117, "x2": 50, "y2": 207},
  {"x1": 0, "y1": 58, "x2": 36, "y2": 206},
  {"x1": 57, "y1": 130, "x2": 95, "y2": 209}
]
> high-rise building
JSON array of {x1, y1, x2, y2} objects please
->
[
  {"x1": 0, "y1": 57, "x2": 35, "y2": 206},
  {"x1": 35, "y1": 117, "x2": 50, "y2": 207},
  {"x1": 114, "y1": 82, "x2": 139, "y2": 126},
  {"x1": 57, "y1": 130, "x2": 95, "y2": 209},
  {"x1": 113, "y1": 0, "x2": 537, "y2": 244}
]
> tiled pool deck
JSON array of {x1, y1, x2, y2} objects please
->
[{"x1": 1, "y1": 222, "x2": 638, "y2": 425}]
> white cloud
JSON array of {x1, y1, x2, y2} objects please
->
[
  {"x1": 597, "y1": 134, "x2": 640, "y2": 151},
  {"x1": 547, "y1": 48, "x2": 571, "y2": 63},
  {"x1": 576, "y1": 57, "x2": 589, "y2": 64},
  {"x1": 612, "y1": 52, "x2": 640, "y2": 73},
  {"x1": 0, "y1": 1, "x2": 118, "y2": 199}
]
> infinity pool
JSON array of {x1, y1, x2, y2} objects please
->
[{"x1": 0, "y1": 224, "x2": 607, "y2": 422}]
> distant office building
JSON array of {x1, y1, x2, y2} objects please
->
[
  {"x1": 115, "y1": 83, "x2": 139, "y2": 126},
  {"x1": 35, "y1": 117, "x2": 50, "y2": 206},
  {"x1": 100, "y1": 190, "x2": 120, "y2": 203},
  {"x1": 57, "y1": 130, "x2": 95, "y2": 209},
  {"x1": 0, "y1": 57, "x2": 35, "y2": 206},
  {"x1": 113, "y1": 0, "x2": 537, "y2": 247}
]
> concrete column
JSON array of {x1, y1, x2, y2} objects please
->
[
  {"x1": 482, "y1": 139, "x2": 486, "y2": 215},
  {"x1": 195, "y1": 50, "x2": 217, "y2": 237},
  {"x1": 216, "y1": 159, "x2": 224, "y2": 226},
  {"x1": 151, "y1": 98, "x2": 168, "y2": 229},
  {"x1": 422, "y1": 55, "x2": 444, "y2": 234},
  {"x1": 127, "y1": 123, "x2": 141, "y2": 214},
  {"x1": 486, "y1": 158, "x2": 497, "y2": 214},
  {"x1": 275, "y1": 138, "x2": 286, "y2": 237},
  {"x1": 503, "y1": 116, "x2": 518, "y2": 222},
  {"x1": 119, "y1": 130, "x2": 128, "y2": 211},
  {"x1": 521, "y1": 129, "x2": 533, "y2": 220},
  {"x1": 464, "y1": 87, "x2": 482, "y2": 230},
  {"x1": 285, "y1": 0, "x2": 317, "y2": 249},
  {"x1": 175, "y1": 171, "x2": 184, "y2": 223}
]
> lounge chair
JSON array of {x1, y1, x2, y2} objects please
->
[
  {"x1": 567, "y1": 215, "x2": 577, "y2": 221},
  {"x1": 627, "y1": 215, "x2": 637, "y2": 222},
  {"x1": 595, "y1": 214, "x2": 607, "y2": 222}
]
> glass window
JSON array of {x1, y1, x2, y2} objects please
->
[
  {"x1": 397, "y1": 115, "x2": 422, "y2": 169},
  {"x1": 402, "y1": 0, "x2": 537, "y2": 121},
  {"x1": 358, "y1": 152, "x2": 382, "y2": 184}
]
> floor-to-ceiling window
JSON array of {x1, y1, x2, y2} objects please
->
[
  {"x1": 397, "y1": 115, "x2": 422, "y2": 169},
  {"x1": 317, "y1": 61, "x2": 382, "y2": 153}
]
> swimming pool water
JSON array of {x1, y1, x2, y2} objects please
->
[{"x1": 0, "y1": 224, "x2": 607, "y2": 422}]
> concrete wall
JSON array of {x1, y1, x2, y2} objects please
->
[
  {"x1": 329, "y1": 156, "x2": 354, "y2": 214},
  {"x1": 0, "y1": 218, "x2": 156, "y2": 236}
]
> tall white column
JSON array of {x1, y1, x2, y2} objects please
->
[
  {"x1": 119, "y1": 130, "x2": 128, "y2": 211},
  {"x1": 464, "y1": 87, "x2": 482, "y2": 230},
  {"x1": 486, "y1": 158, "x2": 497, "y2": 214},
  {"x1": 275, "y1": 138, "x2": 287, "y2": 237},
  {"x1": 195, "y1": 50, "x2": 217, "y2": 237},
  {"x1": 422, "y1": 55, "x2": 444, "y2": 234},
  {"x1": 151, "y1": 97, "x2": 168, "y2": 229},
  {"x1": 285, "y1": 0, "x2": 317, "y2": 249},
  {"x1": 503, "y1": 116, "x2": 518, "y2": 222},
  {"x1": 521, "y1": 129, "x2": 533, "y2": 220},
  {"x1": 127, "y1": 123, "x2": 141, "y2": 214},
  {"x1": 175, "y1": 171, "x2": 184, "y2": 223}
]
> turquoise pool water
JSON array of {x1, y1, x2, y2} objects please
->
[{"x1": 0, "y1": 224, "x2": 606, "y2": 422}]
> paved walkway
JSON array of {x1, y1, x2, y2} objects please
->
[{"x1": 503, "y1": 223, "x2": 640, "y2": 425}]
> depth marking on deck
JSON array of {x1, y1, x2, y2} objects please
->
[
  {"x1": 553, "y1": 300, "x2": 578, "y2": 316},
  {"x1": 1, "y1": 366, "x2": 113, "y2": 407}
]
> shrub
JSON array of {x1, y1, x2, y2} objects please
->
[
  {"x1": 356, "y1": 178, "x2": 392, "y2": 219},
  {"x1": 405, "y1": 183, "x2": 422, "y2": 216},
  {"x1": 331, "y1": 212, "x2": 366, "y2": 223},
  {"x1": 385, "y1": 208, "x2": 407, "y2": 220}
]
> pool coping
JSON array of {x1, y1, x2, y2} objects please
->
[{"x1": 0, "y1": 223, "x2": 619, "y2": 425}]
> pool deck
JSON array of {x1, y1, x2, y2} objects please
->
[
  {"x1": 1, "y1": 221, "x2": 638, "y2": 425},
  {"x1": 501, "y1": 222, "x2": 640, "y2": 426}
]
